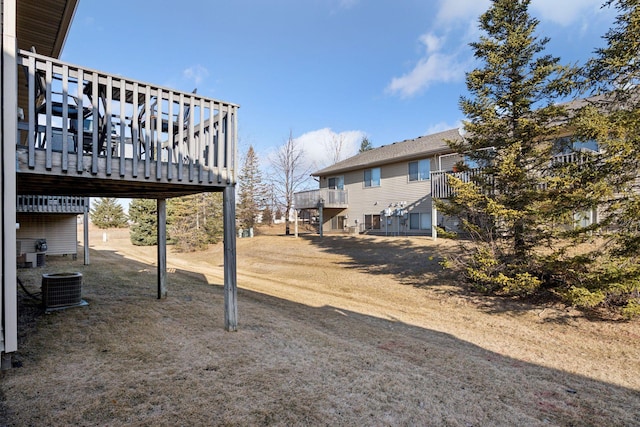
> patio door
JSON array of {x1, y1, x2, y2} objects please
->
[{"x1": 331, "y1": 215, "x2": 346, "y2": 230}]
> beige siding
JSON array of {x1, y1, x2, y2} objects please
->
[
  {"x1": 315, "y1": 153, "x2": 467, "y2": 235},
  {"x1": 325, "y1": 158, "x2": 437, "y2": 235},
  {"x1": 16, "y1": 213, "x2": 78, "y2": 255}
]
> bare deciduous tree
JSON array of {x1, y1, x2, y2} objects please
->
[
  {"x1": 270, "y1": 130, "x2": 312, "y2": 235},
  {"x1": 325, "y1": 133, "x2": 346, "y2": 164}
]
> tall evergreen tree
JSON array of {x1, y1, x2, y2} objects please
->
[
  {"x1": 90, "y1": 197, "x2": 128, "y2": 229},
  {"x1": 129, "y1": 199, "x2": 158, "y2": 246},
  {"x1": 169, "y1": 195, "x2": 208, "y2": 252},
  {"x1": 359, "y1": 136, "x2": 373, "y2": 153},
  {"x1": 237, "y1": 146, "x2": 266, "y2": 229},
  {"x1": 129, "y1": 194, "x2": 223, "y2": 249},
  {"x1": 440, "y1": 0, "x2": 576, "y2": 295},
  {"x1": 168, "y1": 193, "x2": 223, "y2": 252},
  {"x1": 568, "y1": 0, "x2": 640, "y2": 317},
  {"x1": 200, "y1": 192, "x2": 224, "y2": 244}
]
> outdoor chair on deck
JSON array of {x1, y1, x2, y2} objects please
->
[
  {"x1": 136, "y1": 88, "x2": 197, "y2": 162},
  {"x1": 27, "y1": 47, "x2": 108, "y2": 155}
]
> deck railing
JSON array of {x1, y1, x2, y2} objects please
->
[
  {"x1": 16, "y1": 195, "x2": 87, "y2": 213},
  {"x1": 432, "y1": 151, "x2": 599, "y2": 199},
  {"x1": 17, "y1": 49, "x2": 238, "y2": 185},
  {"x1": 294, "y1": 189, "x2": 348, "y2": 209},
  {"x1": 431, "y1": 169, "x2": 490, "y2": 199}
]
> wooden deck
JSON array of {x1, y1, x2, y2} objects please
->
[
  {"x1": 16, "y1": 49, "x2": 239, "y2": 198},
  {"x1": 294, "y1": 188, "x2": 348, "y2": 210}
]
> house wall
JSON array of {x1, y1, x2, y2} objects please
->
[
  {"x1": 16, "y1": 213, "x2": 78, "y2": 256},
  {"x1": 1, "y1": 0, "x2": 5, "y2": 356},
  {"x1": 318, "y1": 150, "x2": 466, "y2": 235},
  {"x1": 320, "y1": 156, "x2": 448, "y2": 235}
]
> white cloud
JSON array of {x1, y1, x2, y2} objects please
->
[
  {"x1": 426, "y1": 121, "x2": 462, "y2": 136},
  {"x1": 262, "y1": 128, "x2": 365, "y2": 191},
  {"x1": 338, "y1": 0, "x2": 359, "y2": 9},
  {"x1": 386, "y1": 48, "x2": 467, "y2": 98},
  {"x1": 435, "y1": 0, "x2": 602, "y2": 27},
  {"x1": 295, "y1": 128, "x2": 365, "y2": 171},
  {"x1": 532, "y1": 0, "x2": 603, "y2": 26},
  {"x1": 183, "y1": 65, "x2": 209, "y2": 86},
  {"x1": 419, "y1": 33, "x2": 444, "y2": 54},
  {"x1": 436, "y1": 0, "x2": 489, "y2": 23},
  {"x1": 387, "y1": 0, "x2": 607, "y2": 99}
]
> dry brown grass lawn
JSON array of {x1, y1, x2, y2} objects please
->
[{"x1": 1, "y1": 225, "x2": 639, "y2": 426}]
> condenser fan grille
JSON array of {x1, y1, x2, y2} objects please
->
[{"x1": 41, "y1": 272, "x2": 83, "y2": 309}]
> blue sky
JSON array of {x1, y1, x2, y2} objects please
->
[{"x1": 62, "y1": 0, "x2": 615, "y2": 180}]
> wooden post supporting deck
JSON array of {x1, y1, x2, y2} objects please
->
[
  {"x1": 318, "y1": 199, "x2": 324, "y2": 237},
  {"x1": 432, "y1": 201, "x2": 438, "y2": 241},
  {"x1": 83, "y1": 202, "x2": 90, "y2": 265},
  {"x1": 223, "y1": 185, "x2": 238, "y2": 331},
  {"x1": 157, "y1": 198, "x2": 167, "y2": 299}
]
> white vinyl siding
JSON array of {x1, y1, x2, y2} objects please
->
[
  {"x1": 335, "y1": 159, "x2": 436, "y2": 235},
  {"x1": 16, "y1": 213, "x2": 78, "y2": 255}
]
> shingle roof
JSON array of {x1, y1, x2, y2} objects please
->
[
  {"x1": 312, "y1": 128, "x2": 462, "y2": 176},
  {"x1": 312, "y1": 95, "x2": 623, "y2": 177}
]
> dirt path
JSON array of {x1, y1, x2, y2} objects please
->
[{"x1": 2, "y1": 226, "x2": 639, "y2": 426}]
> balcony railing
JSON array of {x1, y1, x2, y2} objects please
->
[
  {"x1": 294, "y1": 189, "x2": 348, "y2": 209},
  {"x1": 432, "y1": 151, "x2": 599, "y2": 199},
  {"x1": 16, "y1": 49, "x2": 238, "y2": 186},
  {"x1": 431, "y1": 169, "x2": 490, "y2": 199},
  {"x1": 16, "y1": 195, "x2": 87, "y2": 213}
]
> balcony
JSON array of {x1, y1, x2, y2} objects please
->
[
  {"x1": 431, "y1": 152, "x2": 596, "y2": 199},
  {"x1": 16, "y1": 195, "x2": 87, "y2": 214},
  {"x1": 294, "y1": 189, "x2": 348, "y2": 210},
  {"x1": 15, "y1": 49, "x2": 239, "y2": 198},
  {"x1": 431, "y1": 169, "x2": 490, "y2": 199}
]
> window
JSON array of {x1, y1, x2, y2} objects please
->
[
  {"x1": 574, "y1": 209, "x2": 595, "y2": 228},
  {"x1": 409, "y1": 212, "x2": 432, "y2": 230},
  {"x1": 364, "y1": 167, "x2": 380, "y2": 187},
  {"x1": 331, "y1": 215, "x2": 346, "y2": 230},
  {"x1": 408, "y1": 159, "x2": 430, "y2": 181},
  {"x1": 328, "y1": 176, "x2": 344, "y2": 190},
  {"x1": 574, "y1": 139, "x2": 599, "y2": 152},
  {"x1": 554, "y1": 137, "x2": 599, "y2": 154},
  {"x1": 364, "y1": 214, "x2": 381, "y2": 230},
  {"x1": 463, "y1": 155, "x2": 480, "y2": 170}
]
